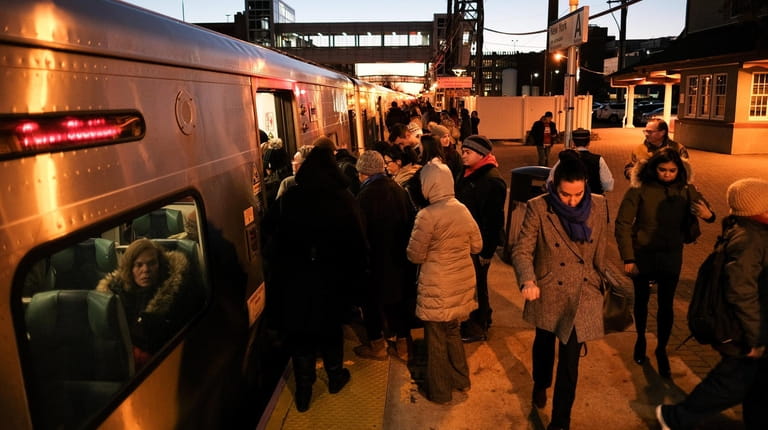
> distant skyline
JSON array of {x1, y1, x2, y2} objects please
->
[{"x1": 122, "y1": 0, "x2": 686, "y2": 53}]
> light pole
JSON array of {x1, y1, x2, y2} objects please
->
[{"x1": 530, "y1": 72, "x2": 539, "y2": 94}]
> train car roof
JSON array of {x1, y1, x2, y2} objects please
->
[{"x1": 0, "y1": 0, "x2": 353, "y2": 87}]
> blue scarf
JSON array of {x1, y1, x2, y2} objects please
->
[{"x1": 544, "y1": 181, "x2": 593, "y2": 243}]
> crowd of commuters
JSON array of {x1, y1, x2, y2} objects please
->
[{"x1": 253, "y1": 99, "x2": 765, "y2": 430}]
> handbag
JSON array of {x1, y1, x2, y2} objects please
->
[
  {"x1": 682, "y1": 186, "x2": 701, "y2": 244},
  {"x1": 601, "y1": 264, "x2": 634, "y2": 334}
]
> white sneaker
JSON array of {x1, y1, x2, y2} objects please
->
[{"x1": 656, "y1": 405, "x2": 671, "y2": 430}]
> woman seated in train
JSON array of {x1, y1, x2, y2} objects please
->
[{"x1": 97, "y1": 238, "x2": 204, "y2": 368}]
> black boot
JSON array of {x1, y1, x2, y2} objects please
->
[
  {"x1": 292, "y1": 355, "x2": 316, "y2": 412},
  {"x1": 328, "y1": 368, "x2": 351, "y2": 394}
]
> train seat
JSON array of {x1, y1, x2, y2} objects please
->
[
  {"x1": 50, "y1": 238, "x2": 118, "y2": 290},
  {"x1": 131, "y1": 208, "x2": 184, "y2": 239},
  {"x1": 24, "y1": 289, "x2": 134, "y2": 428}
]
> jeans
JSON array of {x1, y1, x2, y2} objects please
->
[
  {"x1": 663, "y1": 354, "x2": 768, "y2": 429},
  {"x1": 537, "y1": 145, "x2": 552, "y2": 166}
]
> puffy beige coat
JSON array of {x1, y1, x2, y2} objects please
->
[
  {"x1": 407, "y1": 162, "x2": 482, "y2": 322},
  {"x1": 512, "y1": 193, "x2": 609, "y2": 343}
]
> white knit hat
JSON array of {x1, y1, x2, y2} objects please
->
[{"x1": 726, "y1": 178, "x2": 768, "y2": 216}]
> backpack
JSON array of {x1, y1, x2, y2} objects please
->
[{"x1": 686, "y1": 221, "x2": 743, "y2": 346}]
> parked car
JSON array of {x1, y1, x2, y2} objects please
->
[
  {"x1": 639, "y1": 105, "x2": 678, "y2": 124},
  {"x1": 594, "y1": 102, "x2": 625, "y2": 123}
]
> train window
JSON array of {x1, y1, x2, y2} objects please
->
[
  {"x1": 17, "y1": 199, "x2": 207, "y2": 430},
  {"x1": 0, "y1": 111, "x2": 145, "y2": 160}
]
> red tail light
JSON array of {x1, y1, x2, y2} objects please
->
[{"x1": 0, "y1": 112, "x2": 145, "y2": 159}]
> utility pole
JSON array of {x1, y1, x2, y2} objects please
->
[{"x1": 544, "y1": 0, "x2": 558, "y2": 95}]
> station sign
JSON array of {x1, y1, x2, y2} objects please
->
[
  {"x1": 548, "y1": 6, "x2": 589, "y2": 52},
  {"x1": 437, "y1": 76, "x2": 473, "y2": 89}
]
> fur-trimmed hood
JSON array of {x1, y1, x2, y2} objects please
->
[
  {"x1": 97, "y1": 250, "x2": 190, "y2": 315},
  {"x1": 628, "y1": 155, "x2": 694, "y2": 189}
]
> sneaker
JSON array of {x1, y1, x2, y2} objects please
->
[{"x1": 656, "y1": 405, "x2": 671, "y2": 430}]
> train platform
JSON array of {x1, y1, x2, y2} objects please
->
[{"x1": 262, "y1": 128, "x2": 768, "y2": 430}]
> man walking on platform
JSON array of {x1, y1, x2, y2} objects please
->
[{"x1": 455, "y1": 135, "x2": 507, "y2": 342}]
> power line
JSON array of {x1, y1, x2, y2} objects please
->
[{"x1": 483, "y1": 0, "x2": 645, "y2": 36}]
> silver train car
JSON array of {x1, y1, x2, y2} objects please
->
[{"x1": 0, "y1": 1, "x2": 411, "y2": 428}]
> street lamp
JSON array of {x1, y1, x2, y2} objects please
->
[{"x1": 530, "y1": 72, "x2": 539, "y2": 86}]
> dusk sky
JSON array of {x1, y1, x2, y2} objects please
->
[{"x1": 122, "y1": 0, "x2": 687, "y2": 54}]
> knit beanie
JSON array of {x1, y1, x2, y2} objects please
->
[
  {"x1": 726, "y1": 177, "x2": 768, "y2": 216},
  {"x1": 429, "y1": 124, "x2": 449, "y2": 138},
  {"x1": 462, "y1": 135, "x2": 493, "y2": 156},
  {"x1": 356, "y1": 150, "x2": 385, "y2": 176}
]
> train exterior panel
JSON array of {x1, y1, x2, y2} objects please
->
[{"x1": 0, "y1": 1, "x2": 411, "y2": 428}]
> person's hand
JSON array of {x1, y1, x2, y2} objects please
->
[
  {"x1": 478, "y1": 256, "x2": 492, "y2": 266},
  {"x1": 746, "y1": 346, "x2": 766, "y2": 359},
  {"x1": 624, "y1": 262, "x2": 639, "y2": 277},
  {"x1": 521, "y1": 281, "x2": 540, "y2": 301},
  {"x1": 691, "y1": 200, "x2": 713, "y2": 220}
]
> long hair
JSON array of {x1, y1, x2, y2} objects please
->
[
  {"x1": 419, "y1": 135, "x2": 445, "y2": 164},
  {"x1": 118, "y1": 238, "x2": 169, "y2": 291},
  {"x1": 639, "y1": 147, "x2": 688, "y2": 184}
]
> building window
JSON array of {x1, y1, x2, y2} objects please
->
[
  {"x1": 685, "y1": 75, "x2": 698, "y2": 117},
  {"x1": 697, "y1": 74, "x2": 712, "y2": 118},
  {"x1": 749, "y1": 72, "x2": 768, "y2": 120},
  {"x1": 712, "y1": 73, "x2": 727, "y2": 119}
]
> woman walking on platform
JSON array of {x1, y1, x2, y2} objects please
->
[
  {"x1": 615, "y1": 148, "x2": 715, "y2": 378},
  {"x1": 512, "y1": 152, "x2": 609, "y2": 430}
]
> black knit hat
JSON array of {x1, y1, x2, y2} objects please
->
[{"x1": 462, "y1": 135, "x2": 493, "y2": 156}]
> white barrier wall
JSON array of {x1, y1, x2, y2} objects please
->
[{"x1": 476, "y1": 95, "x2": 592, "y2": 140}]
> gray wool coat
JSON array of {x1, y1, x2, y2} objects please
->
[{"x1": 512, "y1": 194, "x2": 609, "y2": 343}]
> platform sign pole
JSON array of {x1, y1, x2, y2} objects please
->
[{"x1": 548, "y1": 2, "x2": 588, "y2": 149}]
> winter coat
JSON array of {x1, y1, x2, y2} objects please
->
[
  {"x1": 455, "y1": 163, "x2": 507, "y2": 259},
  {"x1": 512, "y1": 194, "x2": 609, "y2": 343},
  {"x1": 266, "y1": 147, "x2": 367, "y2": 334},
  {"x1": 615, "y1": 157, "x2": 713, "y2": 265},
  {"x1": 97, "y1": 250, "x2": 202, "y2": 353},
  {"x1": 720, "y1": 216, "x2": 768, "y2": 353},
  {"x1": 623, "y1": 138, "x2": 688, "y2": 179},
  {"x1": 357, "y1": 174, "x2": 417, "y2": 305},
  {"x1": 407, "y1": 162, "x2": 482, "y2": 322}
]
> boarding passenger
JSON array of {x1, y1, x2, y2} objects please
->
[
  {"x1": 261, "y1": 137, "x2": 292, "y2": 206},
  {"x1": 615, "y1": 148, "x2": 715, "y2": 378},
  {"x1": 264, "y1": 146, "x2": 367, "y2": 412},
  {"x1": 353, "y1": 151, "x2": 416, "y2": 362},
  {"x1": 407, "y1": 162, "x2": 482, "y2": 404},
  {"x1": 511, "y1": 154, "x2": 609, "y2": 430},
  {"x1": 277, "y1": 144, "x2": 314, "y2": 199},
  {"x1": 623, "y1": 118, "x2": 688, "y2": 179},
  {"x1": 459, "y1": 108, "x2": 472, "y2": 142},
  {"x1": 384, "y1": 145, "x2": 421, "y2": 187},
  {"x1": 657, "y1": 178, "x2": 768, "y2": 430},
  {"x1": 386, "y1": 101, "x2": 408, "y2": 132},
  {"x1": 313, "y1": 136, "x2": 361, "y2": 195},
  {"x1": 428, "y1": 123, "x2": 462, "y2": 180},
  {"x1": 455, "y1": 135, "x2": 507, "y2": 343},
  {"x1": 404, "y1": 135, "x2": 445, "y2": 211},
  {"x1": 97, "y1": 238, "x2": 203, "y2": 369}
]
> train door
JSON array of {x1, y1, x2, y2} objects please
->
[{"x1": 255, "y1": 91, "x2": 297, "y2": 207}]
